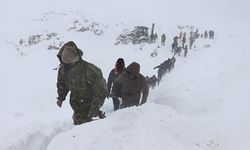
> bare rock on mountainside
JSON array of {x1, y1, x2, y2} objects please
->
[
  {"x1": 28, "y1": 34, "x2": 43, "y2": 46},
  {"x1": 46, "y1": 32, "x2": 58, "y2": 41},
  {"x1": 15, "y1": 11, "x2": 107, "y2": 52}
]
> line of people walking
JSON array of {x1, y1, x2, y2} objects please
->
[
  {"x1": 107, "y1": 58, "x2": 149, "y2": 111},
  {"x1": 153, "y1": 56, "x2": 176, "y2": 85},
  {"x1": 55, "y1": 27, "x2": 215, "y2": 125},
  {"x1": 56, "y1": 42, "x2": 149, "y2": 125}
]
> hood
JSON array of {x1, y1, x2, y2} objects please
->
[
  {"x1": 126, "y1": 62, "x2": 140, "y2": 76},
  {"x1": 57, "y1": 41, "x2": 83, "y2": 63}
]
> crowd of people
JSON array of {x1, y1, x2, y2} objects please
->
[
  {"x1": 170, "y1": 28, "x2": 215, "y2": 57},
  {"x1": 56, "y1": 41, "x2": 149, "y2": 125},
  {"x1": 146, "y1": 27, "x2": 215, "y2": 97},
  {"x1": 55, "y1": 27, "x2": 215, "y2": 125},
  {"x1": 154, "y1": 28, "x2": 215, "y2": 58}
]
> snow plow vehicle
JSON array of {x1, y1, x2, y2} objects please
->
[{"x1": 115, "y1": 26, "x2": 150, "y2": 45}]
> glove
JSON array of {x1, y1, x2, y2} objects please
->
[
  {"x1": 99, "y1": 110, "x2": 106, "y2": 119},
  {"x1": 57, "y1": 99, "x2": 63, "y2": 107}
]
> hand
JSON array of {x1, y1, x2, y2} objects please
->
[
  {"x1": 57, "y1": 99, "x2": 63, "y2": 108},
  {"x1": 99, "y1": 111, "x2": 106, "y2": 119}
]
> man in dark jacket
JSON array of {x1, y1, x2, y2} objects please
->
[
  {"x1": 161, "y1": 34, "x2": 166, "y2": 46},
  {"x1": 56, "y1": 41, "x2": 108, "y2": 125},
  {"x1": 189, "y1": 35, "x2": 195, "y2": 49},
  {"x1": 181, "y1": 32, "x2": 186, "y2": 48},
  {"x1": 204, "y1": 30, "x2": 208, "y2": 38},
  {"x1": 154, "y1": 63, "x2": 164, "y2": 84},
  {"x1": 112, "y1": 62, "x2": 149, "y2": 108},
  {"x1": 107, "y1": 58, "x2": 125, "y2": 111}
]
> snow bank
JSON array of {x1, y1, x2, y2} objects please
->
[{"x1": 0, "y1": 0, "x2": 250, "y2": 150}]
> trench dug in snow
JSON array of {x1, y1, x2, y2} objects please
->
[{"x1": 5, "y1": 121, "x2": 73, "y2": 150}]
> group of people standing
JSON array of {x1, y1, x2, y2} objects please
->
[
  {"x1": 150, "y1": 32, "x2": 166, "y2": 46},
  {"x1": 148, "y1": 27, "x2": 216, "y2": 89},
  {"x1": 156, "y1": 29, "x2": 215, "y2": 59},
  {"x1": 170, "y1": 28, "x2": 215, "y2": 57},
  {"x1": 56, "y1": 41, "x2": 149, "y2": 125}
]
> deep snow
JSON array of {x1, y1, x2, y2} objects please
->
[{"x1": 0, "y1": 0, "x2": 250, "y2": 150}]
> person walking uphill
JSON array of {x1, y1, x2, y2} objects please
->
[
  {"x1": 107, "y1": 58, "x2": 126, "y2": 111},
  {"x1": 112, "y1": 62, "x2": 149, "y2": 108},
  {"x1": 56, "y1": 41, "x2": 108, "y2": 125},
  {"x1": 161, "y1": 33, "x2": 166, "y2": 46}
]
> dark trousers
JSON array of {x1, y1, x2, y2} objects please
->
[
  {"x1": 120, "y1": 98, "x2": 140, "y2": 109},
  {"x1": 112, "y1": 97, "x2": 120, "y2": 111}
]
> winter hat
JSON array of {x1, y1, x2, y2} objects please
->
[{"x1": 62, "y1": 46, "x2": 80, "y2": 64}]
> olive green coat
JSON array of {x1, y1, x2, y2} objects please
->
[{"x1": 57, "y1": 59, "x2": 108, "y2": 117}]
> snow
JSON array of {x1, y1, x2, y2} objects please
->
[{"x1": 1, "y1": 0, "x2": 250, "y2": 150}]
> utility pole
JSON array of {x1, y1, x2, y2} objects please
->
[{"x1": 150, "y1": 23, "x2": 155, "y2": 42}]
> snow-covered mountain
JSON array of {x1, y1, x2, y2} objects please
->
[{"x1": 1, "y1": 0, "x2": 250, "y2": 150}]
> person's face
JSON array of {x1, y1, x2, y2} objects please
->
[{"x1": 116, "y1": 63, "x2": 124, "y2": 71}]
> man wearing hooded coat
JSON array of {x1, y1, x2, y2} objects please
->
[
  {"x1": 112, "y1": 62, "x2": 149, "y2": 108},
  {"x1": 56, "y1": 41, "x2": 108, "y2": 125}
]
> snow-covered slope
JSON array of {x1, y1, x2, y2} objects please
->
[{"x1": 0, "y1": 0, "x2": 250, "y2": 150}]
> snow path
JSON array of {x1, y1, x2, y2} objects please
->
[
  {"x1": 1, "y1": 121, "x2": 73, "y2": 150},
  {"x1": 2, "y1": 37, "x2": 217, "y2": 150}
]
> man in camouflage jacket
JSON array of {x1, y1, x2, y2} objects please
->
[{"x1": 56, "y1": 41, "x2": 108, "y2": 125}]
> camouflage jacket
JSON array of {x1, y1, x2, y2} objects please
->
[{"x1": 57, "y1": 59, "x2": 108, "y2": 109}]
